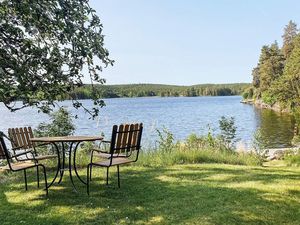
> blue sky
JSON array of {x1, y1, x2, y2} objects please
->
[{"x1": 89, "y1": 0, "x2": 300, "y2": 85}]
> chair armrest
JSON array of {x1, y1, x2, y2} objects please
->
[
  {"x1": 12, "y1": 145, "x2": 26, "y2": 151},
  {"x1": 11, "y1": 150, "x2": 34, "y2": 158},
  {"x1": 98, "y1": 140, "x2": 110, "y2": 147},
  {"x1": 92, "y1": 148, "x2": 110, "y2": 154},
  {"x1": 12, "y1": 150, "x2": 38, "y2": 163},
  {"x1": 90, "y1": 148, "x2": 112, "y2": 163}
]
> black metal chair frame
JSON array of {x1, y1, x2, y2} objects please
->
[
  {"x1": 87, "y1": 123, "x2": 143, "y2": 195},
  {"x1": 0, "y1": 132, "x2": 48, "y2": 196}
]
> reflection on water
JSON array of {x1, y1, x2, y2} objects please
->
[
  {"x1": 254, "y1": 108, "x2": 295, "y2": 148},
  {"x1": 0, "y1": 96, "x2": 296, "y2": 148}
]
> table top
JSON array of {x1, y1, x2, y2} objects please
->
[{"x1": 30, "y1": 136, "x2": 103, "y2": 143}]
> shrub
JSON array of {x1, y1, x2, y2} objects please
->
[
  {"x1": 137, "y1": 146, "x2": 262, "y2": 167},
  {"x1": 284, "y1": 149, "x2": 300, "y2": 166},
  {"x1": 261, "y1": 91, "x2": 276, "y2": 105},
  {"x1": 185, "y1": 133, "x2": 205, "y2": 150},
  {"x1": 242, "y1": 91, "x2": 249, "y2": 99},
  {"x1": 291, "y1": 135, "x2": 300, "y2": 146},
  {"x1": 205, "y1": 125, "x2": 220, "y2": 149},
  {"x1": 218, "y1": 116, "x2": 238, "y2": 150},
  {"x1": 34, "y1": 107, "x2": 75, "y2": 158},
  {"x1": 184, "y1": 129, "x2": 221, "y2": 150},
  {"x1": 137, "y1": 126, "x2": 262, "y2": 167},
  {"x1": 252, "y1": 128, "x2": 269, "y2": 159},
  {"x1": 34, "y1": 107, "x2": 75, "y2": 137},
  {"x1": 242, "y1": 88, "x2": 254, "y2": 99},
  {"x1": 156, "y1": 127, "x2": 175, "y2": 153},
  {"x1": 248, "y1": 88, "x2": 254, "y2": 98}
]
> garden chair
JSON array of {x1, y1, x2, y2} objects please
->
[
  {"x1": 8, "y1": 127, "x2": 58, "y2": 188},
  {"x1": 87, "y1": 123, "x2": 143, "y2": 195},
  {"x1": 8, "y1": 127, "x2": 57, "y2": 161},
  {"x1": 0, "y1": 132, "x2": 48, "y2": 195}
]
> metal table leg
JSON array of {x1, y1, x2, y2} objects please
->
[
  {"x1": 58, "y1": 141, "x2": 65, "y2": 184},
  {"x1": 67, "y1": 142, "x2": 78, "y2": 192},
  {"x1": 73, "y1": 141, "x2": 87, "y2": 185},
  {"x1": 46, "y1": 140, "x2": 93, "y2": 191},
  {"x1": 46, "y1": 142, "x2": 61, "y2": 188}
]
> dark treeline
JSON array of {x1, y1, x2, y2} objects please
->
[
  {"x1": 243, "y1": 20, "x2": 300, "y2": 113},
  {"x1": 70, "y1": 83, "x2": 250, "y2": 99}
]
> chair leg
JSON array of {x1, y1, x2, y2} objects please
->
[
  {"x1": 87, "y1": 164, "x2": 90, "y2": 195},
  {"x1": 117, "y1": 165, "x2": 120, "y2": 188},
  {"x1": 36, "y1": 166, "x2": 40, "y2": 188},
  {"x1": 24, "y1": 169, "x2": 28, "y2": 191},
  {"x1": 39, "y1": 165, "x2": 48, "y2": 196},
  {"x1": 106, "y1": 167, "x2": 109, "y2": 185},
  {"x1": 89, "y1": 165, "x2": 92, "y2": 181}
]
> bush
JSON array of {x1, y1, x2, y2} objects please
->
[
  {"x1": 156, "y1": 127, "x2": 175, "y2": 153},
  {"x1": 284, "y1": 149, "x2": 300, "y2": 166},
  {"x1": 34, "y1": 107, "x2": 75, "y2": 137},
  {"x1": 262, "y1": 91, "x2": 276, "y2": 105},
  {"x1": 137, "y1": 126, "x2": 262, "y2": 167},
  {"x1": 137, "y1": 146, "x2": 262, "y2": 167},
  {"x1": 185, "y1": 133, "x2": 205, "y2": 150},
  {"x1": 291, "y1": 135, "x2": 300, "y2": 146},
  {"x1": 242, "y1": 91, "x2": 249, "y2": 99},
  {"x1": 33, "y1": 107, "x2": 76, "y2": 160},
  {"x1": 242, "y1": 88, "x2": 254, "y2": 100},
  {"x1": 218, "y1": 116, "x2": 238, "y2": 150},
  {"x1": 252, "y1": 128, "x2": 269, "y2": 159}
]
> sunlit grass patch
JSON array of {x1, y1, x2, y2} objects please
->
[{"x1": 0, "y1": 163, "x2": 299, "y2": 225}]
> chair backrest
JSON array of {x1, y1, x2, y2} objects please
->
[
  {"x1": 8, "y1": 127, "x2": 34, "y2": 151},
  {"x1": 110, "y1": 123, "x2": 143, "y2": 157}
]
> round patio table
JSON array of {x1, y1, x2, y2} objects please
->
[{"x1": 30, "y1": 136, "x2": 103, "y2": 191}]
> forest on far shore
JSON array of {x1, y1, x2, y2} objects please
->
[{"x1": 69, "y1": 83, "x2": 250, "y2": 99}]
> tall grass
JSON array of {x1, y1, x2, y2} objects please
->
[
  {"x1": 38, "y1": 142, "x2": 261, "y2": 170},
  {"x1": 137, "y1": 147, "x2": 262, "y2": 167},
  {"x1": 137, "y1": 127, "x2": 262, "y2": 167},
  {"x1": 284, "y1": 149, "x2": 300, "y2": 166},
  {"x1": 31, "y1": 119, "x2": 263, "y2": 170}
]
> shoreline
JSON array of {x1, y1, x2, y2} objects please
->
[{"x1": 241, "y1": 99, "x2": 291, "y2": 114}]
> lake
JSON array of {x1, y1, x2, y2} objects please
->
[{"x1": 0, "y1": 96, "x2": 295, "y2": 149}]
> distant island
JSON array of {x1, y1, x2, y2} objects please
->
[{"x1": 70, "y1": 83, "x2": 250, "y2": 99}]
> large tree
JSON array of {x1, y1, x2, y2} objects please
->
[
  {"x1": 254, "y1": 43, "x2": 284, "y2": 94},
  {"x1": 274, "y1": 34, "x2": 300, "y2": 107},
  {"x1": 0, "y1": 0, "x2": 114, "y2": 118},
  {"x1": 282, "y1": 20, "x2": 298, "y2": 59}
]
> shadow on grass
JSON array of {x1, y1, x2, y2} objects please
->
[{"x1": 0, "y1": 164, "x2": 299, "y2": 225}]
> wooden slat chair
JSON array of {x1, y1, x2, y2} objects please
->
[
  {"x1": 87, "y1": 123, "x2": 143, "y2": 195},
  {"x1": 0, "y1": 132, "x2": 48, "y2": 195},
  {"x1": 8, "y1": 127, "x2": 57, "y2": 161}
]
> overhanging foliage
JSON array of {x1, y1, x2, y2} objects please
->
[{"x1": 0, "y1": 0, "x2": 114, "y2": 118}]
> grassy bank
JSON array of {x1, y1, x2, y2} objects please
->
[
  {"x1": 0, "y1": 163, "x2": 299, "y2": 225},
  {"x1": 35, "y1": 145, "x2": 263, "y2": 174},
  {"x1": 137, "y1": 148, "x2": 262, "y2": 167}
]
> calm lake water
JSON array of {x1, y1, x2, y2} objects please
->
[{"x1": 0, "y1": 96, "x2": 295, "y2": 149}]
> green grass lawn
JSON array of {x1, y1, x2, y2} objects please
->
[{"x1": 0, "y1": 163, "x2": 299, "y2": 225}]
